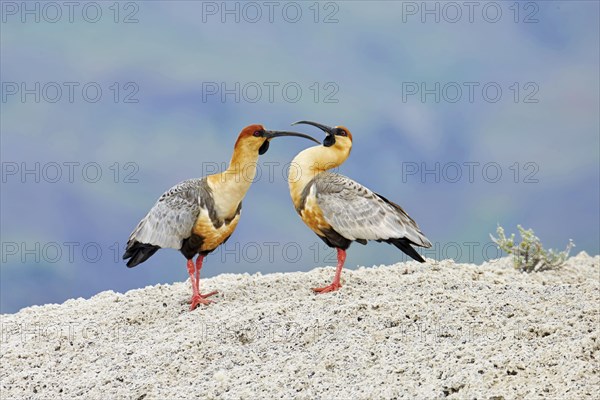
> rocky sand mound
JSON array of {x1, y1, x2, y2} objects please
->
[{"x1": 1, "y1": 253, "x2": 598, "y2": 399}]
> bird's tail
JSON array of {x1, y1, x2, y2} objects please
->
[
  {"x1": 386, "y1": 238, "x2": 426, "y2": 263},
  {"x1": 122, "y1": 241, "x2": 160, "y2": 268}
]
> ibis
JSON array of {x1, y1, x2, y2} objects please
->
[
  {"x1": 123, "y1": 124, "x2": 319, "y2": 310},
  {"x1": 288, "y1": 121, "x2": 432, "y2": 293}
]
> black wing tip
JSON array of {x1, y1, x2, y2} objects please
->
[
  {"x1": 122, "y1": 241, "x2": 160, "y2": 268},
  {"x1": 386, "y1": 238, "x2": 427, "y2": 263},
  {"x1": 410, "y1": 251, "x2": 427, "y2": 263}
]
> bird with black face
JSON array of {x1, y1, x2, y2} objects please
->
[
  {"x1": 288, "y1": 121, "x2": 432, "y2": 293},
  {"x1": 123, "y1": 124, "x2": 319, "y2": 310}
]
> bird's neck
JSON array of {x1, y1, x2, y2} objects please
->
[
  {"x1": 288, "y1": 145, "x2": 348, "y2": 208},
  {"x1": 207, "y1": 147, "x2": 259, "y2": 218}
]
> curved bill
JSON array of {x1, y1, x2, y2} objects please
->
[
  {"x1": 264, "y1": 130, "x2": 320, "y2": 144},
  {"x1": 291, "y1": 121, "x2": 334, "y2": 135}
]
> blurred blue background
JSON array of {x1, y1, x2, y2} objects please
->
[{"x1": 1, "y1": 1, "x2": 598, "y2": 313}]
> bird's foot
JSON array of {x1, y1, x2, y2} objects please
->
[
  {"x1": 188, "y1": 290, "x2": 219, "y2": 303},
  {"x1": 312, "y1": 282, "x2": 342, "y2": 294},
  {"x1": 313, "y1": 248, "x2": 346, "y2": 294},
  {"x1": 188, "y1": 290, "x2": 218, "y2": 305},
  {"x1": 199, "y1": 290, "x2": 218, "y2": 299},
  {"x1": 189, "y1": 292, "x2": 218, "y2": 311}
]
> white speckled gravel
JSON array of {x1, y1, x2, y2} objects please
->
[{"x1": 1, "y1": 253, "x2": 598, "y2": 399}]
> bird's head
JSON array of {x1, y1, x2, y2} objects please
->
[
  {"x1": 291, "y1": 120, "x2": 353, "y2": 158},
  {"x1": 235, "y1": 124, "x2": 320, "y2": 155}
]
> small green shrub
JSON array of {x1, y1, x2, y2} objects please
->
[{"x1": 490, "y1": 225, "x2": 575, "y2": 272}]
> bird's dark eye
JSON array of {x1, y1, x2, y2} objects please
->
[
  {"x1": 253, "y1": 130, "x2": 262, "y2": 137},
  {"x1": 336, "y1": 129, "x2": 347, "y2": 137}
]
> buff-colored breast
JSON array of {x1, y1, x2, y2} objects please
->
[
  {"x1": 299, "y1": 194, "x2": 331, "y2": 237},
  {"x1": 192, "y1": 210, "x2": 240, "y2": 252}
]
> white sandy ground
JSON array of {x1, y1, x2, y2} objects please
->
[{"x1": 1, "y1": 253, "x2": 598, "y2": 400}]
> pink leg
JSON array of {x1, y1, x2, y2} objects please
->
[
  {"x1": 195, "y1": 255, "x2": 217, "y2": 299},
  {"x1": 187, "y1": 256, "x2": 217, "y2": 311},
  {"x1": 313, "y1": 248, "x2": 346, "y2": 293},
  {"x1": 187, "y1": 259, "x2": 199, "y2": 296}
]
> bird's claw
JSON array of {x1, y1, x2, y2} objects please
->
[
  {"x1": 188, "y1": 290, "x2": 218, "y2": 303},
  {"x1": 312, "y1": 282, "x2": 342, "y2": 294},
  {"x1": 189, "y1": 291, "x2": 218, "y2": 310},
  {"x1": 199, "y1": 290, "x2": 218, "y2": 299}
]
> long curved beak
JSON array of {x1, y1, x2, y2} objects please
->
[
  {"x1": 291, "y1": 120, "x2": 334, "y2": 135},
  {"x1": 264, "y1": 130, "x2": 320, "y2": 144}
]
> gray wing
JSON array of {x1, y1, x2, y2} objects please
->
[
  {"x1": 127, "y1": 178, "x2": 212, "y2": 249},
  {"x1": 313, "y1": 173, "x2": 432, "y2": 247}
]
